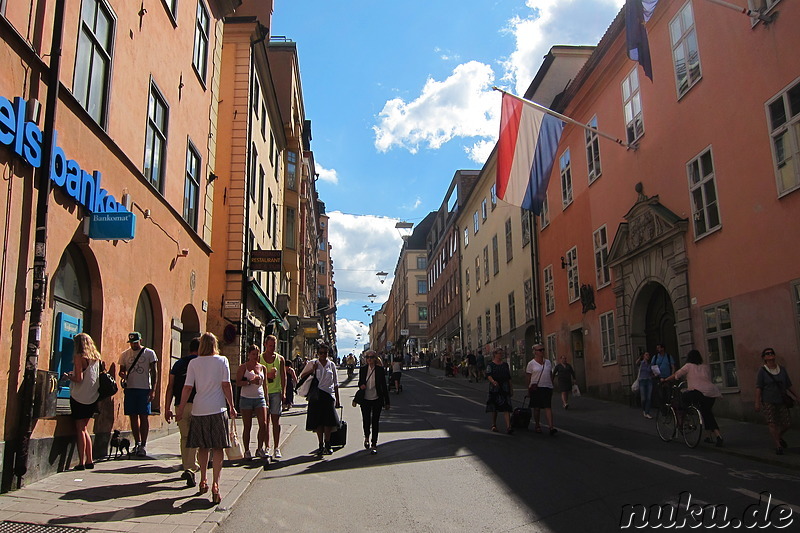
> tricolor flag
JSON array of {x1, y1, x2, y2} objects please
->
[
  {"x1": 496, "y1": 93, "x2": 564, "y2": 215},
  {"x1": 626, "y1": 0, "x2": 659, "y2": 81}
]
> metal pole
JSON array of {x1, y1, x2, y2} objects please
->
[
  {"x1": 493, "y1": 87, "x2": 632, "y2": 149},
  {"x1": 703, "y1": 0, "x2": 775, "y2": 23},
  {"x1": 15, "y1": 0, "x2": 66, "y2": 485}
]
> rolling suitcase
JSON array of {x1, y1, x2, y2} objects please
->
[
  {"x1": 329, "y1": 407, "x2": 347, "y2": 448},
  {"x1": 511, "y1": 396, "x2": 532, "y2": 430}
]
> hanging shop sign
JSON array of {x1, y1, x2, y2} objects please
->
[
  {"x1": 87, "y1": 211, "x2": 136, "y2": 240},
  {"x1": 250, "y1": 250, "x2": 282, "y2": 271},
  {"x1": 0, "y1": 96, "x2": 129, "y2": 214}
]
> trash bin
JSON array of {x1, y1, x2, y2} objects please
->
[{"x1": 33, "y1": 369, "x2": 59, "y2": 418}]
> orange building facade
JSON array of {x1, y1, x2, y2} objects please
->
[
  {"x1": 0, "y1": 0, "x2": 240, "y2": 489},
  {"x1": 537, "y1": 0, "x2": 800, "y2": 419}
]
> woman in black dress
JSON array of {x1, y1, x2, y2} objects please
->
[
  {"x1": 486, "y1": 348, "x2": 514, "y2": 434},
  {"x1": 357, "y1": 350, "x2": 391, "y2": 454}
]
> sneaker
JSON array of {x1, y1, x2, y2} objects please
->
[
  {"x1": 255, "y1": 448, "x2": 267, "y2": 459},
  {"x1": 315, "y1": 446, "x2": 324, "y2": 456},
  {"x1": 131, "y1": 444, "x2": 140, "y2": 455},
  {"x1": 244, "y1": 450, "x2": 252, "y2": 460},
  {"x1": 323, "y1": 445, "x2": 333, "y2": 455},
  {"x1": 370, "y1": 445, "x2": 377, "y2": 455},
  {"x1": 184, "y1": 470, "x2": 196, "y2": 488},
  {"x1": 644, "y1": 413, "x2": 653, "y2": 419},
  {"x1": 364, "y1": 438, "x2": 370, "y2": 449},
  {"x1": 136, "y1": 445, "x2": 147, "y2": 457},
  {"x1": 273, "y1": 449, "x2": 282, "y2": 459}
]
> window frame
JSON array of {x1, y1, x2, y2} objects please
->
[
  {"x1": 540, "y1": 194, "x2": 549, "y2": 229},
  {"x1": 464, "y1": 227, "x2": 469, "y2": 248},
  {"x1": 182, "y1": 138, "x2": 201, "y2": 230},
  {"x1": 481, "y1": 198, "x2": 488, "y2": 221},
  {"x1": 143, "y1": 79, "x2": 169, "y2": 193},
  {"x1": 547, "y1": 333, "x2": 557, "y2": 361},
  {"x1": 560, "y1": 148, "x2": 573, "y2": 209},
  {"x1": 508, "y1": 291, "x2": 516, "y2": 331},
  {"x1": 766, "y1": 78, "x2": 800, "y2": 197},
  {"x1": 622, "y1": 68, "x2": 644, "y2": 144},
  {"x1": 600, "y1": 311, "x2": 617, "y2": 364},
  {"x1": 566, "y1": 247, "x2": 579, "y2": 304},
  {"x1": 544, "y1": 265, "x2": 555, "y2": 314},
  {"x1": 586, "y1": 116, "x2": 602, "y2": 184},
  {"x1": 593, "y1": 225, "x2": 611, "y2": 289},
  {"x1": 490, "y1": 184, "x2": 497, "y2": 210},
  {"x1": 495, "y1": 302, "x2": 502, "y2": 339},
  {"x1": 73, "y1": 0, "x2": 116, "y2": 128},
  {"x1": 505, "y1": 218, "x2": 513, "y2": 263},
  {"x1": 687, "y1": 146, "x2": 722, "y2": 240},
  {"x1": 473, "y1": 212, "x2": 479, "y2": 235},
  {"x1": 192, "y1": 0, "x2": 210, "y2": 84},
  {"x1": 491, "y1": 235, "x2": 499, "y2": 275},
  {"x1": 703, "y1": 302, "x2": 738, "y2": 389},
  {"x1": 670, "y1": 1, "x2": 702, "y2": 99},
  {"x1": 417, "y1": 279, "x2": 428, "y2": 295},
  {"x1": 483, "y1": 246, "x2": 489, "y2": 285}
]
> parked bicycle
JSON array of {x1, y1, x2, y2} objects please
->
[{"x1": 656, "y1": 381, "x2": 704, "y2": 448}]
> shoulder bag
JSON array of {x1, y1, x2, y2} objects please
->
[
  {"x1": 764, "y1": 367, "x2": 795, "y2": 409},
  {"x1": 528, "y1": 361, "x2": 545, "y2": 393},
  {"x1": 98, "y1": 361, "x2": 118, "y2": 399},
  {"x1": 225, "y1": 417, "x2": 244, "y2": 461}
]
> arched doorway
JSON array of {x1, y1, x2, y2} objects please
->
[{"x1": 630, "y1": 281, "x2": 679, "y2": 370}]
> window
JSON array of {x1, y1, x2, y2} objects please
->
[
  {"x1": 544, "y1": 265, "x2": 555, "y2": 314},
  {"x1": 466, "y1": 322, "x2": 472, "y2": 352},
  {"x1": 508, "y1": 292, "x2": 516, "y2": 331},
  {"x1": 74, "y1": 0, "x2": 114, "y2": 126},
  {"x1": 249, "y1": 145, "x2": 257, "y2": 200},
  {"x1": 495, "y1": 302, "x2": 502, "y2": 338},
  {"x1": 475, "y1": 256, "x2": 481, "y2": 291},
  {"x1": 418, "y1": 306, "x2": 428, "y2": 321},
  {"x1": 417, "y1": 280, "x2": 428, "y2": 295},
  {"x1": 252, "y1": 72, "x2": 260, "y2": 115},
  {"x1": 318, "y1": 260, "x2": 326, "y2": 274},
  {"x1": 464, "y1": 227, "x2": 469, "y2": 247},
  {"x1": 622, "y1": 69, "x2": 644, "y2": 144},
  {"x1": 670, "y1": 2, "x2": 701, "y2": 98},
  {"x1": 566, "y1": 247, "x2": 579, "y2": 303},
  {"x1": 593, "y1": 225, "x2": 610, "y2": 288},
  {"x1": 483, "y1": 246, "x2": 489, "y2": 284},
  {"x1": 258, "y1": 168, "x2": 266, "y2": 218},
  {"x1": 767, "y1": 80, "x2": 800, "y2": 195},
  {"x1": 481, "y1": 199, "x2": 488, "y2": 220},
  {"x1": 287, "y1": 151, "x2": 297, "y2": 190},
  {"x1": 521, "y1": 210, "x2": 531, "y2": 246},
  {"x1": 473, "y1": 212, "x2": 479, "y2": 234},
  {"x1": 540, "y1": 194, "x2": 550, "y2": 228},
  {"x1": 183, "y1": 141, "x2": 201, "y2": 229},
  {"x1": 285, "y1": 208, "x2": 296, "y2": 249},
  {"x1": 465, "y1": 267, "x2": 470, "y2": 300},
  {"x1": 547, "y1": 333, "x2": 557, "y2": 360},
  {"x1": 485, "y1": 309, "x2": 491, "y2": 342},
  {"x1": 523, "y1": 278, "x2": 533, "y2": 322},
  {"x1": 505, "y1": 218, "x2": 513, "y2": 262},
  {"x1": 417, "y1": 256, "x2": 427, "y2": 270},
  {"x1": 163, "y1": 0, "x2": 178, "y2": 20},
  {"x1": 144, "y1": 82, "x2": 168, "y2": 192},
  {"x1": 687, "y1": 147, "x2": 721, "y2": 238},
  {"x1": 272, "y1": 204, "x2": 278, "y2": 247},
  {"x1": 266, "y1": 188, "x2": 272, "y2": 233},
  {"x1": 477, "y1": 317, "x2": 482, "y2": 348},
  {"x1": 586, "y1": 116, "x2": 602, "y2": 183},
  {"x1": 600, "y1": 311, "x2": 617, "y2": 364},
  {"x1": 560, "y1": 149, "x2": 573, "y2": 209},
  {"x1": 490, "y1": 184, "x2": 497, "y2": 209},
  {"x1": 192, "y1": 1, "x2": 210, "y2": 82},
  {"x1": 491, "y1": 235, "x2": 499, "y2": 275},
  {"x1": 704, "y1": 303, "x2": 738, "y2": 388}
]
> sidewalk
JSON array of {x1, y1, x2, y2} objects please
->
[
  {"x1": 0, "y1": 423, "x2": 296, "y2": 533},
  {"x1": 436, "y1": 366, "x2": 800, "y2": 471}
]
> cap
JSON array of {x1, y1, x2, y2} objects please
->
[{"x1": 128, "y1": 332, "x2": 142, "y2": 343}]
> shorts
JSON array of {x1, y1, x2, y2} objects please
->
[
  {"x1": 123, "y1": 388, "x2": 152, "y2": 416},
  {"x1": 240, "y1": 396, "x2": 267, "y2": 410},
  {"x1": 530, "y1": 387, "x2": 553, "y2": 409},
  {"x1": 267, "y1": 392, "x2": 282, "y2": 415},
  {"x1": 70, "y1": 397, "x2": 97, "y2": 420}
]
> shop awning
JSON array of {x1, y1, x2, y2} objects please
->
[{"x1": 248, "y1": 280, "x2": 282, "y2": 322}]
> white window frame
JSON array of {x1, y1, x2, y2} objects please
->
[
  {"x1": 540, "y1": 194, "x2": 550, "y2": 229},
  {"x1": 544, "y1": 265, "x2": 555, "y2": 314},
  {"x1": 560, "y1": 149, "x2": 573, "y2": 209},
  {"x1": 586, "y1": 116, "x2": 602, "y2": 183},
  {"x1": 481, "y1": 198, "x2": 488, "y2": 221},
  {"x1": 593, "y1": 225, "x2": 610, "y2": 289},
  {"x1": 475, "y1": 256, "x2": 481, "y2": 291},
  {"x1": 766, "y1": 78, "x2": 800, "y2": 196},
  {"x1": 464, "y1": 227, "x2": 469, "y2": 247},
  {"x1": 703, "y1": 302, "x2": 738, "y2": 389},
  {"x1": 505, "y1": 218, "x2": 513, "y2": 263},
  {"x1": 687, "y1": 146, "x2": 721, "y2": 240},
  {"x1": 495, "y1": 302, "x2": 502, "y2": 339},
  {"x1": 473, "y1": 211, "x2": 479, "y2": 234},
  {"x1": 508, "y1": 291, "x2": 516, "y2": 331},
  {"x1": 491, "y1": 235, "x2": 499, "y2": 275},
  {"x1": 483, "y1": 246, "x2": 489, "y2": 285},
  {"x1": 566, "y1": 247, "x2": 579, "y2": 304},
  {"x1": 600, "y1": 311, "x2": 617, "y2": 364},
  {"x1": 622, "y1": 68, "x2": 644, "y2": 144},
  {"x1": 670, "y1": 1, "x2": 702, "y2": 99},
  {"x1": 183, "y1": 139, "x2": 201, "y2": 230},
  {"x1": 547, "y1": 333, "x2": 557, "y2": 361},
  {"x1": 490, "y1": 184, "x2": 497, "y2": 209}
]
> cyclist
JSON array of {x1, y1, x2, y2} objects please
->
[
  {"x1": 346, "y1": 353, "x2": 356, "y2": 379},
  {"x1": 662, "y1": 349, "x2": 724, "y2": 447}
]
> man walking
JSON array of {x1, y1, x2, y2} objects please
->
[
  {"x1": 164, "y1": 337, "x2": 199, "y2": 486},
  {"x1": 260, "y1": 335, "x2": 287, "y2": 459},
  {"x1": 653, "y1": 343, "x2": 676, "y2": 409},
  {"x1": 119, "y1": 332, "x2": 158, "y2": 457}
]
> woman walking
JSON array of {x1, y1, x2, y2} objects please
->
[
  {"x1": 636, "y1": 352, "x2": 656, "y2": 418},
  {"x1": 553, "y1": 355, "x2": 576, "y2": 409},
  {"x1": 236, "y1": 345, "x2": 267, "y2": 459},
  {"x1": 63, "y1": 333, "x2": 101, "y2": 470},
  {"x1": 357, "y1": 350, "x2": 390, "y2": 454},
  {"x1": 663, "y1": 349, "x2": 723, "y2": 447},
  {"x1": 756, "y1": 348, "x2": 799, "y2": 455},
  {"x1": 486, "y1": 348, "x2": 514, "y2": 434},
  {"x1": 299, "y1": 343, "x2": 341, "y2": 456},
  {"x1": 525, "y1": 344, "x2": 556, "y2": 435},
  {"x1": 177, "y1": 332, "x2": 237, "y2": 504}
]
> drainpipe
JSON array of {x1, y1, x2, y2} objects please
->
[{"x1": 15, "y1": 0, "x2": 66, "y2": 486}]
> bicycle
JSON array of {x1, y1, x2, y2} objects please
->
[{"x1": 655, "y1": 381, "x2": 704, "y2": 448}]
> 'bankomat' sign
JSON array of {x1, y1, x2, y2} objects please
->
[{"x1": 0, "y1": 96, "x2": 128, "y2": 213}]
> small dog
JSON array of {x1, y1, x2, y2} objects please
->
[{"x1": 110, "y1": 429, "x2": 131, "y2": 459}]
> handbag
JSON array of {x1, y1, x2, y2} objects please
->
[
  {"x1": 121, "y1": 348, "x2": 145, "y2": 389},
  {"x1": 572, "y1": 383, "x2": 581, "y2": 397},
  {"x1": 97, "y1": 362, "x2": 118, "y2": 399},
  {"x1": 297, "y1": 362, "x2": 320, "y2": 400},
  {"x1": 352, "y1": 388, "x2": 366, "y2": 407},
  {"x1": 528, "y1": 361, "x2": 545, "y2": 393},
  {"x1": 225, "y1": 417, "x2": 244, "y2": 461},
  {"x1": 631, "y1": 378, "x2": 640, "y2": 392},
  {"x1": 650, "y1": 365, "x2": 661, "y2": 377},
  {"x1": 764, "y1": 367, "x2": 795, "y2": 408}
]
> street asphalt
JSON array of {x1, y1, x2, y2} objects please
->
[{"x1": 0, "y1": 366, "x2": 797, "y2": 532}]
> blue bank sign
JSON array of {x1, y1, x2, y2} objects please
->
[
  {"x1": 88, "y1": 212, "x2": 136, "y2": 240},
  {"x1": 0, "y1": 95, "x2": 130, "y2": 215}
]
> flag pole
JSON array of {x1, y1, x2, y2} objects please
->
[
  {"x1": 703, "y1": 0, "x2": 775, "y2": 23},
  {"x1": 493, "y1": 87, "x2": 632, "y2": 150}
]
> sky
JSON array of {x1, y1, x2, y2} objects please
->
[{"x1": 271, "y1": 0, "x2": 627, "y2": 354}]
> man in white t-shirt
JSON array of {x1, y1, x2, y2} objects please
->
[{"x1": 119, "y1": 332, "x2": 159, "y2": 457}]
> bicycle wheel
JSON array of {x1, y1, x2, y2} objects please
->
[
  {"x1": 682, "y1": 406, "x2": 704, "y2": 448},
  {"x1": 656, "y1": 407, "x2": 676, "y2": 442}
]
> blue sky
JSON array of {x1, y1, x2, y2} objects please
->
[{"x1": 271, "y1": 0, "x2": 626, "y2": 354}]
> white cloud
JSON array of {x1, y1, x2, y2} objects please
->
[
  {"x1": 337, "y1": 318, "x2": 370, "y2": 354},
  {"x1": 316, "y1": 162, "x2": 339, "y2": 185},
  {"x1": 372, "y1": 0, "x2": 625, "y2": 164},
  {"x1": 327, "y1": 211, "x2": 403, "y2": 307}
]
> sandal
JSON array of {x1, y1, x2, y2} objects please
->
[
  {"x1": 198, "y1": 481, "x2": 209, "y2": 495},
  {"x1": 211, "y1": 484, "x2": 221, "y2": 504},
  {"x1": 491, "y1": 426, "x2": 499, "y2": 432},
  {"x1": 534, "y1": 426, "x2": 542, "y2": 433}
]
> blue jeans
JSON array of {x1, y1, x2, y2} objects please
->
[{"x1": 639, "y1": 378, "x2": 653, "y2": 414}]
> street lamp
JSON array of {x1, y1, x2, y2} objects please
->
[
  {"x1": 368, "y1": 293, "x2": 377, "y2": 304},
  {"x1": 376, "y1": 271, "x2": 388, "y2": 284}
]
